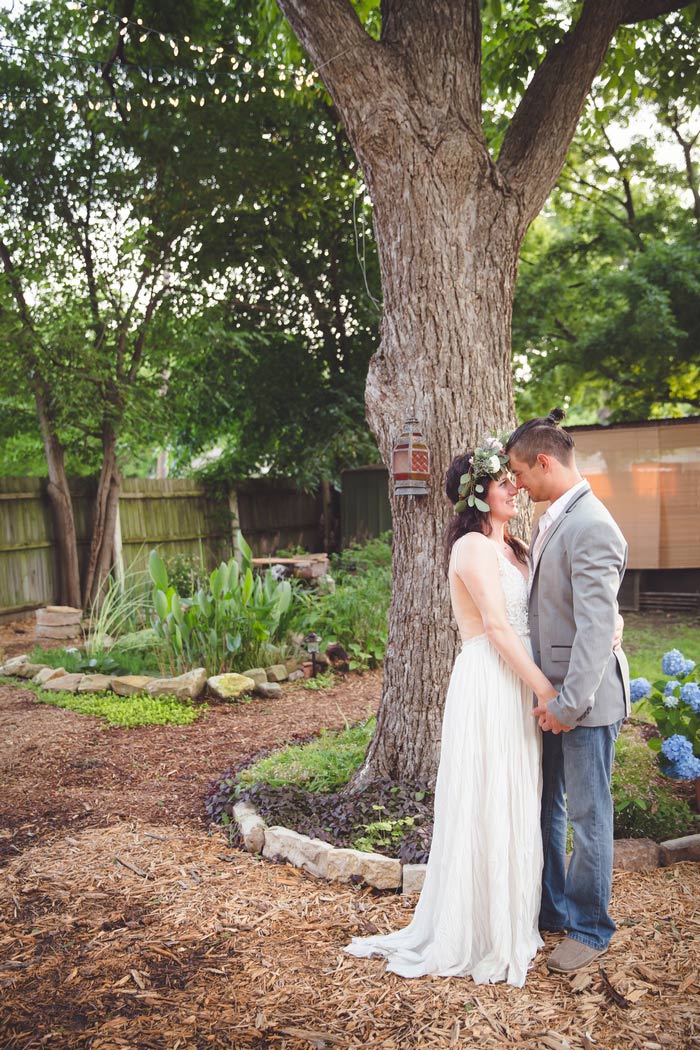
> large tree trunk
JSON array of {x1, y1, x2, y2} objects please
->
[
  {"x1": 82, "y1": 421, "x2": 122, "y2": 608},
  {"x1": 355, "y1": 161, "x2": 522, "y2": 785},
  {"x1": 35, "y1": 389, "x2": 82, "y2": 609}
]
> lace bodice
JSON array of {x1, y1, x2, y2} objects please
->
[{"x1": 496, "y1": 549, "x2": 530, "y2": 637}]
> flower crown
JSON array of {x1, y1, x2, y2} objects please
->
[{"x1": 454, "y1": 434, "x2": 511, "y2": 514}]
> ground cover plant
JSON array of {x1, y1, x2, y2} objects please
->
[{"x1": 23, "y1": 681, "x2": 204, "y2": 727}]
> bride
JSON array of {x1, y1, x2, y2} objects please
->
[{"x1": 344, "y1": 437, "x2": 559, "y2": 986}]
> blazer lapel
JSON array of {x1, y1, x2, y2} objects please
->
[{"x1": 529, "y1": 483, "x2": 591, "y2": 585}]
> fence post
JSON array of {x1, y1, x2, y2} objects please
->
[{"x1": 228, "y1": 486, "x2": 241, "y2": 565}]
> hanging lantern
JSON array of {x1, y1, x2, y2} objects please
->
[{"x1": 392, "y1": 416, "x2": 430, "y2": 496}]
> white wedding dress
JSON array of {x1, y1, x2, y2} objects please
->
[{"x1": 344, "y1": 548, "x2": 543, "y2": 986}]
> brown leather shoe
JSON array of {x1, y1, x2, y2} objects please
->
[{"x1": 547, "y1": 936, "x2": 608, "y2": 973}]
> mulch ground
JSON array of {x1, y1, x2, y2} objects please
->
[{"x1": 1, "y1": 629, "x2": 699, "y2": 1049}]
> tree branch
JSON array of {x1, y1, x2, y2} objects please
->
[
  {"x1": 617, "y1": 0, "x2": 696, "y2": 24},
  {"x1": 498, "y1": 0, "x2": 623, "y2": 227}
]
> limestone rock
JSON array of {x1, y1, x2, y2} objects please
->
[
  {"x1": 233, "y1": 801, "x2": 266, "y2": 853},
  {"x1": 207, "y1": 673, "x2": 256, "y2": 700},
  {"x1": 660, "y1": 833, "x2": 700, "y2": 865},
  {"x1": 2, "y1": 655, "x2": 29, "y2": 674},
  {"x1": 14, "y1": 662, "x2": 46, "y2": 679},
  {"x1": 36, "y1": 623, "x2": 81, "y2": 641},
  {"x1": 266, "y1": 663, "x2": 289, "y2": 684},
  {"x1": 35, "y1": 606, "x2": 82, "y2": 627},
  {"x1": 326, "y1": 848, "x2": 402, "y2": 890},
  {"x1": 254, "y1": 682, "x2": 282, "y2": 699},
  {"x1": 146, "y1": 667, "x2": 207, "y2": 700},
  {"x1": 287, "y1": 670, "x2": 305, "y2": 682},
  {"x1": 262, "y1": 826, "x2": 333, "y2": 878},
  {"x1": 41, "y1": 673, "x2": 84, "y2": 693},
  {"x1": 284, "y1": 658, "x2": 299, "y2": 673},
  {"x1": 240, "y1": 667, "x2": 267, "y2": 686},
  {"x1": 401, "y1": 863, "x2": 427, "y2": 894},
  {"x1": 112, "y1": 675, "x2": 154, "y2": 696},
  {"x1": 32, "y1": 667, "x2": 66, "y2": 686},
  {"x1": 613, "y1": 838, "x2": 661, "y2": 871},
  {"x1": 77, "y1": 674, "x2": 113, "y2": 693}
]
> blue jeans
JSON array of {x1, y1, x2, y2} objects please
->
[{"x1": 539, "y1": 720, "x2": 622, "y2": 949}]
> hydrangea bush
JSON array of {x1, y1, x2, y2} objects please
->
[{"x1": 630, "y1": 649, "x2": 700, "y2": 780}]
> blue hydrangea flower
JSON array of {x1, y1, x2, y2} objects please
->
[
  {"x1": 630, "y1": 677, "x2": 652, "y2": 703},
  {"x1": 662, "y1": 649, "x2": 686, "y2": 676},
  {"x1": 661, "y1": 734, "x2": 694, "y2": 763},
  {"x1": 664, "y1": 694, "x2": 680, "y2": 709},
  {"x1": 680, "y1": 658, "x2": 697, "y2": 678},
  {"x1": 667, "y1": 753, "x2": 700, "y2": 780},
  {"x1": 680, "y1": 682, "x2": 700, "y2": 713},
  {"x1": 664, "y1": 680, "x2": 680, "y2": 696}
]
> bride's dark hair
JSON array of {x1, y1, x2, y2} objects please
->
[{"x1": 443, "y1": 451, "x2": 527, "y2": 574}]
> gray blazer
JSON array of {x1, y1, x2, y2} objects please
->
[{"x1": 528, "y1": 483, "x2": 631, "y2": 728}]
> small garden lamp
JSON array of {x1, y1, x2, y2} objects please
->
[
  {"x1": 392, "y1": 415, "x2": 430, "y2": 497},
  {"x1": 304, "y1": 631, "x2": 322, "y2": 678}
]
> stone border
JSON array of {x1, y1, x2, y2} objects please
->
[{"x1": 233, "y1": 801, "x2": 700, "y2": 894}]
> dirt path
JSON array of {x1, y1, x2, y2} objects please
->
[{"x1": 1, "y1": 672, "x2": 700, "y2": 1049}]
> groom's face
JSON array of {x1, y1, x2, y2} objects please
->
[{"x1": 508, "y1": 451, "x2": 549, "y2": 503}]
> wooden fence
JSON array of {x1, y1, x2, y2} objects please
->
[{"x1": 0, "y1": 476, "x2": 323, "y2": 619}]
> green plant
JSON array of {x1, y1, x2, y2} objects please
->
[
  {"x1": 302, "y1": 670, "x2": 336, "y2": 690},
  {"x1": 27, "y1": 683, "x2": 204, "y2": 727},
  {"x1": 235, "y1": 717, "x2": 375, "y2": 794},
  {"x1": 630, "y1": 647, "x2": 700, "y2": 779},
  {"x1": 148, "y1": 531, "x2": 299, "y2": 675},
  {"x1": 612, "y1": 731, "x2": 698, "y2": 840},
  {"x1": 84, "y1": 564, "x2": 151, "y2": 657},
  {"x1": 353, "y1": 807, "x2": 416, "y2": 853},
  {"x1": 274, "y1": 544, "x2": 309, "y2": 558},
  {"x1": 161, "y1": 550, "x2": 206, "y2": 597},
  {"x1": 299, "y1": 534, "x2": 391, "y2": 669}
]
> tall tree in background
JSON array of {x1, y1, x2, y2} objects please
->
[{"x1": 275, "y1": 0, "x2": 698, "y2": 786}]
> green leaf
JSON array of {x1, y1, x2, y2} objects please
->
[
  {"x1": 454, "y1": 499, "x2": 467, "y2": 513},
  {"x1": 148, "y1": 549, "x2": 169, "y2": 590},
  {"x1": 647, "y1": 737, "x2": 663, "y2": 752},
  {"x1": 474, "y1": 497, "x2": 490, "y2": 512},
  {"x1": 153, "y1": 588, "x2": 169, "y2": 621}
]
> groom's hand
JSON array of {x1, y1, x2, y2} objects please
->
[{"x1": 532, "y1": 702, "x2": 571, "y2": 734}]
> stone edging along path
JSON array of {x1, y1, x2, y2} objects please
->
[{"x1": 232, "y1": 801, "x2": 700, "y2": 894}]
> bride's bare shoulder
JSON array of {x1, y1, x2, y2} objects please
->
[{"x1": 450, "y1": 532, "x2": 498, "y2": 566}]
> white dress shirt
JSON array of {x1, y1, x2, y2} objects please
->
[{"x1": 531, "y1": 479, "x2": 589, "y2": 571}]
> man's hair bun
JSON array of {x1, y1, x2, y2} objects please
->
[{"x1": 547, "y1": 407, "x2": 566, "y2": 425}]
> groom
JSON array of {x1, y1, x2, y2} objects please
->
[{"x1": 506, "y1": 410, "x2": 630, "y2": 975}]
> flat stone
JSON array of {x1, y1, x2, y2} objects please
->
[
  {"x1": 112, "y1": 675, "x2": 154, "y2": 696},
  {"x1": 35, "y1": 606, "x2": 82, "y2": 627},
  {"x1": 0, "y1": 655, "x2": 29, "y2": 676},
  {"x1": 233, "y1": 801, "x2": 266, "y2": 853},
  {"x1": 401, "y1": 863, "x2": 427, "y2": 894},
  {"x1": 287, "y1": 670, "x2": 305, "y2": 682},
  {"x1": 41, "y1": 673, "x2": 84, "y2": 693},
  {"x1": 326, "y1": 848, "x2": 402, "y2": 890},
  {"x1": 262, "y1": 826, "x2": 334, "y2": 878},
  {"x1": 266, "y1": 663, "x2": 288, "y2": 683},
  {"x1": 253, "y1": 682, "x2": 282, "y2": 699},
  {"x1": 613, "y1": 838, "x2": 661, "y2": 871},
  {"x1": 35, "y1": 624, "x2": 81, "y2": 640},
  {"x1": 32, "y1": 667, "x2": 66, "y2": 685},
  {"x1": 77, "y1": 674, "x2": 113, "y2": 693},
  {"x1": 240, "y1": 667, "x2": 267, "y2": 686},
  {"x1": 660, "y1": 833, "x2": 700, "y2": 865},
  {"x1": 146, "y1": 667, "x2": 207, "y2": 700},
  {"x1": 14, "y1": 662, "x2": 46, "y2": 679},
  {"x1": 207, "y1": 673, "x2": 256, "y2": 700}
]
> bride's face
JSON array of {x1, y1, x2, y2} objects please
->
[{"x1": 486, "y1": 476, "x2": 519, "y2": 522}]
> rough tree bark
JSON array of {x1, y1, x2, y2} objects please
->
[{"x1": 276, "y1": 0, "x2": 695, "y2": 787}]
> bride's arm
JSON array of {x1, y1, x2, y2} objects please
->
[{"x1": 453, "y1": 534, "x2": 558, "y2": 703}]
